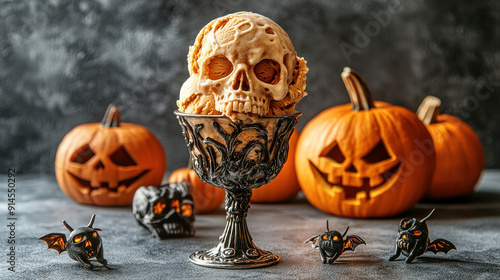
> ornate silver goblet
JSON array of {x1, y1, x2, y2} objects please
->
[{"x1": 175, "y1": 111, "x2": 300, "y2": 269}]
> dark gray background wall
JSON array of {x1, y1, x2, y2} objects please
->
[{"x1": 1, "y1": 0, "x2": 499, "y2": 174}]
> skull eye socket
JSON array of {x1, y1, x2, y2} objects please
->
[
  {"x1": 254, "y1": 59, "x2": 280, "y2": 85},
  {"x1": 362, "y1": 141, "x2": 391, "y2": 164},
  {"x1": 320, "y1": 141, "x2": 345, "y2": 164},
  {"x1": 412, "y1": 230, "x2": 422, "y2": 236},
  {"x1": 181, "y1": 204, "x2": 193, "y2": 217},
  {"x1": 153, "y1": 201, "x2": 167, "y2": 215},
  {"x1": 206, "y1": 56, "x2": 233, "y2": 80},
  {"x1": 70, "y1": 144, "x2": 95, "y2": 164},
  {"x1": 109, "y1": 146, "x2": 137, "y2": 166},
  {"x1": 73, "y1": 235, "x2": 83, "y2": 243},
  {"x1": 400, "y1": 219, "x2": 412, "y2": 229}
]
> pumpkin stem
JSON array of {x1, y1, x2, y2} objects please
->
[
  {"x1": 341, "y1": 67, "x2": 375, "y2": 111},
  {"x1": 102, "y1": 104, "x2": 121, "y2": 127},
  {"x1": 416, "y1": 96, "x2": 441, "y2": 125}
]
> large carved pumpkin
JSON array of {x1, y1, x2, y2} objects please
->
[
  {"x1": 417, "y1": 96, "x2": 484, "y2": 200},
  {"x1": 251, "y1": 129, "x2": 301, "y2": 202},
  {"x1": 168, "y1": 165, "x2": 225, "y2": 213},
  {"x1": 296, "y1": 68, "x2": 436, "y2": 218},
  {"x1": 55, "y1": 105, "x2": 166, "y2": 206}
]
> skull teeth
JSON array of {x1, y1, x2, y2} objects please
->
[{"x1": 215, "y1": 94, "x2": 269, "y2": 115}]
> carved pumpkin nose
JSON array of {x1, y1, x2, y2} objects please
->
[
  {"x1": 232, "y1": 70, "x2": 250, "y2": 92},
  {"x1": 345, "y1": 164, "x2": 358, "y2": 173},
  {"x1": 85, "y1": 240, "x2": 92, "y2": 248},
  {"x1": 402, "y1": 234, "x2": 408, "y2": 239},
  {"x1": 94, "y1": 160, "x2": 105, "y2": 170}
]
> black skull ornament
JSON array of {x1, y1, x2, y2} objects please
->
[{"x1": 132, "y1": 182, "x2": 195, "y2": 239}]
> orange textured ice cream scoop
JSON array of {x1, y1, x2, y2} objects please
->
[{"x1": 177, "y1": 11, "x2": 308, "y2": 121}]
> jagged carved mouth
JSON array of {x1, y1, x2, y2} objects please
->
[
  {"x1": 397, "y1": 239, "x2": 412, "y2": 251},
  {"x1": 162, "y1": 223, "x2": 193, "y2": 237},
  {"x1": 309, "y1": 162, "x2": 401, "y2": 200},
  {"x1": 68, "y1": 170, "x2": 150, "y2": 193}
]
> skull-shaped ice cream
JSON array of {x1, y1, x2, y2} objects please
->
[{"x1": 177, "y1": 12, "x2": 308, "y2": 121}]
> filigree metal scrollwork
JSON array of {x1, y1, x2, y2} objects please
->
[
  {"x1": 175, "y1": 111, "x2": 300, "y2": 269},
  {"x1": 176, "y1": 112, "x2": 299, "y2": 191}
]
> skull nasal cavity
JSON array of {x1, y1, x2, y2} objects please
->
[
  {"x1": 94, "y1": 160, "x2": 105, "y2": 170},
  {"x1": 232, "y1": 70, "x2": 250, "y2": 91}
]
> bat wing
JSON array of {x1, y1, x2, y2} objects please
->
[
  {"x1": 343, "y1": 235, "x2": 366, "y2": 252},
  {"x1": 39, "y1": 233, "x2": 67, "y2": 254},
  {"x1": 304, "y1": 235, "x2": 320, "y2": 248},
  {"x1": 427, "y1": 239, "x2": 456, "y2": 254}
]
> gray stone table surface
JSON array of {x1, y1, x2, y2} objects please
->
[{"x1": 1, "y1": 171, "x2": 500, "y2": 279}]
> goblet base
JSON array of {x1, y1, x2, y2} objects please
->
[{"x1": 189, "y1": 248, "x2": 279, "y2": 269}]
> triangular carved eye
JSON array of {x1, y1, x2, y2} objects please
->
[
  {"x1": 109, "y1": 146, "x2": 137, "y2": 166},
  {"x1": 362, "y1": 141, "x2": 391, "y2": 164},
  {"x1": 71, "y1": 144, "x2": 95, "y2": 164},
  {"x1": 320, "y1": 141, "x2": 345, "y2": 164}
]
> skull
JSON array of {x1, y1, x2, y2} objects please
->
[
  {"x1": 132, "y1": 182, "x2": 195, "y2": 239},
  {"x1": 178, "y1": 12, "x2": 308, "y2": 121}
]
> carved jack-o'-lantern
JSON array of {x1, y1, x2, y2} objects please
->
[
  {"x1": 55, "y1": 105, "x2": 166, "y2": 206},
  {"x1": 296, "y1": 68, "x2": 436, "y2": 218}
]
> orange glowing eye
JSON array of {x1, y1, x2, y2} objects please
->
[
  {"x1": 92, "y1": 232, "x2": 98, "y2": 238},
  {"x1": 333, "y1": 236, "x2": 339, "y2": 241},
  {"x1": 73, "y1": 235, "x2": 83, "y2": 243},
  {"x1": 413, "y1": 230, "x2": 421, "y2": 236},
  {"x1": 402, "y1": 234, "x2": 408, "y2": 239},
  {"x1": 153, "y1": 201, "x2": 167, "y2": 214},
  {"x1": 181, "y1": 204, "x2": 193, "y2": 217},
  {"x1": 322, "y1": 235, "x2": 328, "y2": 240}
]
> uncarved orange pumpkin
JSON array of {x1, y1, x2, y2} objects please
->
[
  {"x1": 168, "y1": 166, "x2": 225, "y2": 213},
  {"x1": 251, "y1": 129, "x2": 301, "y2": 202},
  {"x1": 55, "y1": 104, "x2": 166, "y2": 206},
  {"x1": 417, "y1": 96, "x2": 485, "y2": 200},
  {"x1": 296, "y1": 68, "x2": 436, "y2": 218}
]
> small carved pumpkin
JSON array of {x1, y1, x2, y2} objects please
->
[
  {"x1": 55, "y1": 105, "x2": 166, "y2": 206},
  {"x1": 168, "y1": 164, "x2": 225, "y2": 213},
  {"x1": 417, "y1": 96, "x2": 485, "y2": 200},
  {"x1": 251, "y1": 129, "x2": 301, "y2": 202},
  {"x1": 296, "y1": 68, "x2": 436, "y2": 218}
]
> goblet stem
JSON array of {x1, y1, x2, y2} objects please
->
[
  {"x1": 189, "y1": 188, "x2": 280, "y2": 268},
  {"x1": 217, "y1": 189, "x2": 253, "y2": 255}
]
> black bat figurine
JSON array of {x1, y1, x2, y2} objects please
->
[
  {"x1": 39, "y1": 214, "x2": 108, "y2": 269},
  {"x1": 305, "y1": 221, "x2": 366, "y2": 264},
  {"x1": 389, "y1": 209, "x2": 456, "y2": 263}
]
